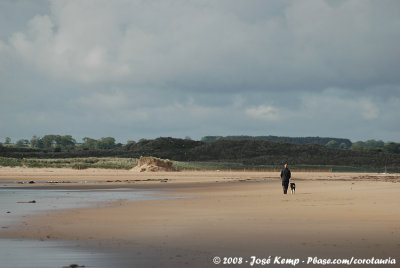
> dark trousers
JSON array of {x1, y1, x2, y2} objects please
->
[{"x1": 282, "y1": 180, "x2": 289, "y2": 194}]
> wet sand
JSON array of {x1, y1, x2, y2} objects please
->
[{"x1": 1, "y1": 167, "x2": 400, "y2": 267}]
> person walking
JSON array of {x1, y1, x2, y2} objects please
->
[{"x1": 280, "y1": 163, "x2": 291, "y2": 194}]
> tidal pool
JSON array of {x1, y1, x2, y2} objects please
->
[{"x1": 0, "y1": 187, "x2": 171, "y2": 268}]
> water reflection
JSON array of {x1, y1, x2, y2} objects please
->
[
  {"x1": 0, "y1": 187, "x2": 170, "y2": 268},
  {"x1": 0, "y1": 188, "x2": 161, "y2": 226},
  {"x1": 0, "y1": 239, "x2": 113, "y2": 268}
]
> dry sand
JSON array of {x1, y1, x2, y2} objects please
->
[{"x1": 1, "y1": 167, "x2": 400, "y2": 267}]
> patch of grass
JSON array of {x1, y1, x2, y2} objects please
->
[
  {"x1": 0, "y1": 156, "x2": 395, "y2": 173},
  {"x1": 90, "y1": 158, "x2": 138, "y2": 169},
  {"x1": 172, "y1": 161, "x2": 392, "y2": 173},
  {"x1": 0, "y1": 157, "x2": 138, "y2": 169},
  {"x1": 0, "y1": 157, "x2": 22, "y2": 167},
  {"x1": 172, "y1": 161, "x2": 278, "y2": 171}
]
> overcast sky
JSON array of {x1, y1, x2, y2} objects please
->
[{"x1": 1, "y1": 0, "x2": 399, "y2": 143}]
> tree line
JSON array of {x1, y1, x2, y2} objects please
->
[
  {"x1": 2, "y1": 137, "x2": 400, "y2": 171},
  {"x1": 0, "y1": 135, "x2": 122, "y2": 151},
  {"x1": 201, "y1": 135, "x2": 400, "y2": 154},
  {"x1": 201, "y1": 135, "x2": 353, "y2": 148},
  {"x1": 1, "y1": 135, "x2": 400, "y2": 155}
]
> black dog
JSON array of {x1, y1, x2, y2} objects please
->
[{"x1": 290, "y1": 183, "x2": 296, "y2": 194}]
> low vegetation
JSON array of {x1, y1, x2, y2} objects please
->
[
  {"x1": 2, "y1": 136, "x2": 400, "y2": 172},
  {"x1": 0, "y1": 157, "x2": 137, "y2": 169},
  {"x1": 0, "y1": 156, "x2": 393, "y2": 173}
]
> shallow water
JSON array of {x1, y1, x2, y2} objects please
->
[
  {"x1": 0, "y1": 187, "x2": 172, "y2": 268},
  {"x1": 0, "y1": 187, "x2": 161, "y2": 226},
  {"x1": 0, "y1": 239, "x2": 115, "y2": 268}
]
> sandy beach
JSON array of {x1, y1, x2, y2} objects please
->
[{"x1": 1, "y1": 167, "x2": 399, "y2": 267}]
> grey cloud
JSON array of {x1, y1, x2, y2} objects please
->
[
  {"x1": 1, "y1": 0, "x2": 400, "y2": 142},
  {"x1": 0, "y1": 0, "x2": 49, "y2": 40},
  {"x1": 3, "y1": 0, "x2": 398, "y2": 91}
]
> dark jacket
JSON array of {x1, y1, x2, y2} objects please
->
[{"x1": 280, "y1": 167, "x2": 291, "y2": 182}]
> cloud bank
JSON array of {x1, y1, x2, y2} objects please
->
[{"x1": 1, "y1": 0, "x2": 399, "y2": 142}]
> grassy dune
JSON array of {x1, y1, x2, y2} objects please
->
[
  {"x1": 0, "y1": 156, "x2": 393, "y2": 172},
  {"x1": 0, "y1": 157, "x2": 138, "y2": 169}
]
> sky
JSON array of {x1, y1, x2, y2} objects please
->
[{"x1": 1, "y1": 0, "x2": 400, "y2": 143}]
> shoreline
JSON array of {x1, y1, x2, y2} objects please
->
[
  {"x1": 1, "y1": 166, "x2": 399, "y2": 186},
  {"x1": 1, "y1": 168, "x2": 400, "y2": 267}
]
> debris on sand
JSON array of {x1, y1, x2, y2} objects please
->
[
  {"x1": 132, "y1": 157, "x2": 176, "y2": 172},
  {"x1": 63, "y1": 264, "x2": 85, "y2": 268},
  {"x1": 17, "y1": 181, "x2": 36, "y2": 184},
  {"x1": 17, "y1": 200, "x2": 36, "y2": 204}
]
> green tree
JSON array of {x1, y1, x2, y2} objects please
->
[
  {"x1": 339, "y1": 142, "x2": 348, "y2": 149},
  {"x1": 326, "y1": 140, "x2": 339, "y2": 148},
  {"x1": 98, "y1": 137, "x2": 116, "y2": 149},
  {"x1": 365, "y1": 139, "x2": 384, "y2": 148},
  {"x1": 351, "y1": 141, "x2": 365, "y2": 150},
  {"x1": 42, "y1": 135, "x2": 58, "y2": 149},
  {"x1": 16, "y1": 139, "x2": 29, "y2": 147},
  {"x1": 351, "y1": 139, "x2": 387, "y2": 152},
  {"x1": 383, "y1": 142, "x2": 400, "y2": 154},
  {"x1": 5, "y1": 137, "x2": 11, "y2": 144},
  {"x1": 82, "y1": 137, "x2": 98, "y2": 149},
  {"x1": 59, "y1": 135, "x2": 76, "y2": 150},
  {"x1": 30, "y1": 136, "x2": 44, "y2": 149}
]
